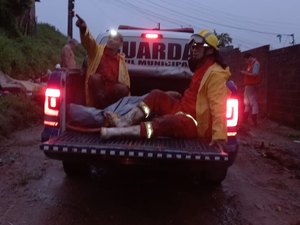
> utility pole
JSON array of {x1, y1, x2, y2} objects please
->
[
  {"x1": 290, "y1": 34, "x2": 295, "y2": 45},
  {"x1": 67, "y1": 0, "x2": 75, "y2": 38}
]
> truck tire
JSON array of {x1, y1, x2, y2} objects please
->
[
  {"x1": 203, "y1": 168, "x2": 228, "y2": 186},
  {"x1": 62, "y1": 161, "x2": 90, "y2": 178}
]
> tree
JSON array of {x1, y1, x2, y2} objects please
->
[
  {"x1": 214, "y1": 30, "x2": 233, "y2": 48},
  {"x1": 0, "y1": 0, "x2": 34, "y2": 37}
]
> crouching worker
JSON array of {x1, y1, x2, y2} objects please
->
[
  {"x1": 102, "y1": 29, "x2": 231, "y2": 147},
  {"x1": 75, "y1": 14, "x2": 130, "y2": 109}
]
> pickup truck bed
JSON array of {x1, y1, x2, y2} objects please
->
[
  {"x1": 40, "y1": 67, "x2": 238, "y2": 184},
  {"x1": 41, "y1": 130, "x2": 233, "y2": 183},
  {"x1": 41, "y1": 130, "x2": 229, "y2": 163}
]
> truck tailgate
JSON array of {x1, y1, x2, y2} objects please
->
[{"x1": 41, "y1": 131, "x2": 229, "y2": 162}]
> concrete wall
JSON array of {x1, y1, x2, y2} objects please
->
[
  {"x1": 221, "y1": 44, "x2": 300, "y2": 129},
  {"x1": 268, "y1": 45, "x2": 300, "y2": 129}
]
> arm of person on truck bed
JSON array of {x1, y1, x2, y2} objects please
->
[
  {"x1": 206, "y1": 70, "x2": 229, "y2": 141},
  {"x1": 75, "y1": 14, "x2": 101, "y2": 60}
]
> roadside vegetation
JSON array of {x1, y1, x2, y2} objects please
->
[
  {"x1": 0, "y1": 23, "x2": 85, "y2": 79},
  {"x1": 0, "y1": 1, "x2": 85, "y2": 136}
]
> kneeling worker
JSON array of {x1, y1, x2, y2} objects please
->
[{"x1": 75, "y1": 14, "x2": 130, "y2": 109}]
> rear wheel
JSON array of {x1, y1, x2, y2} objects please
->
[
  {"x1": 203, "y1": 168, "x2": 228, "y2": 186},
  {"x1": 62, "y1": 161, "x2": 90, "y2": 178}
]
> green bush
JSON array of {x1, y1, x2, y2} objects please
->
[{"x1": 0, "y1": 23, "x2": 86, "y2": 136}]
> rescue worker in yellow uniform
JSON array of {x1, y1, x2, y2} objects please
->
[
  {"x1": 75, "y1": 14, "x2": 130, "y2": 109},
  {"x1": 101, "y1": 29, "x2": 231, "y2": 148}
]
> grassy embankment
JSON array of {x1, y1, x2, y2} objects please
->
[{"x1": 0, "y1": 23, "x2": 85, "y2": 137}]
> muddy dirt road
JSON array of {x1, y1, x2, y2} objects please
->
[{"x1": 0, "y1": 120, "x2": 300, "y2": 225}]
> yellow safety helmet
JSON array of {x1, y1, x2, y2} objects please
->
[{"x1": 189, "y1": 29, "x2": 219, "y2": 50}]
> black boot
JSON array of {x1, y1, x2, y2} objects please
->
[{"x1": 243, "y1": 112, "x2": 249, "y2": 124}]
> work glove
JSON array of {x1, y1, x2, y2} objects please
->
[
  {"x1": 209, "y1": 139, "x2": 226, "y2": 151},
  {"x1": 75, "y1": 14, "x2": 87, "y2": 32}
]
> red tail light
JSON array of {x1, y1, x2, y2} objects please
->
[
  {"x1": 141, "y1": 33, "x2": 162, "y2": 39},
  {"x1": 226, "y1": 98, "x2": 239, "y2": 136},
  {"x1": 45, "y1": 88, "x2": 60, "y2": 97},
  {"x1": 44, "y1": 88, "x2": 61, "y2": 126}
]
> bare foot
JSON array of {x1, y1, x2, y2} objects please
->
[{"x1": 103, "y1": 111, "x2": 121, "y2": 127}]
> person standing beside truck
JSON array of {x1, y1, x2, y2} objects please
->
[
  {"x1": 75, "y1": 14, "x2": 130, "y2": 109},
  {"x1": 102, "y1": 29, "x2": 231, "y2": 148},
  {"x1": 240, "y1": 53, "x2": 261, "y2": 126},
  {"x1": 61, "y1": 38, "x2": 78, "y2": 69}
]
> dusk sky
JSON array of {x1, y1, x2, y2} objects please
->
[{"x1": 36, "y1": 0, "x2": 300, "y2": 51}]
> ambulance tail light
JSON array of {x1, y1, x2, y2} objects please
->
[
  {"x1": 44, "y1": 88, "x2": 61, "y2": 126},
  {"x1": 226, "y1": 98, "x2": 239, "y2": 136},
  {"x1": 141, "y1": 33, "x2": 163, "y2": 39}
]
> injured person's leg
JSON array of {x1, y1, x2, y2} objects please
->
[{"x1": 104, "y1": 103, "x2": 148, "y2": 127}]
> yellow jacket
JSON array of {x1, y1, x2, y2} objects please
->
[
  {"x1": 196, "y1": 63, "x2": 231, "y2": 141},
  {"x1": 80, "y1": 28, "x2": 130, "y2": 106}
]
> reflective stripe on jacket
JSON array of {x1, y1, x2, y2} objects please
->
[
  {"x1": 80, "y1": 28, "x2": 130, "y2": 106},
  {"x1": 196, "y1": 63, "x2": 231, "y2": 141}
]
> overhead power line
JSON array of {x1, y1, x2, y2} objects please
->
[
  {"x1": 139, "y1": 0, "x2": 292, "y2": 36},
  {"x1": 87, "y1": 0, "x2": 297, "y2": 50}
]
